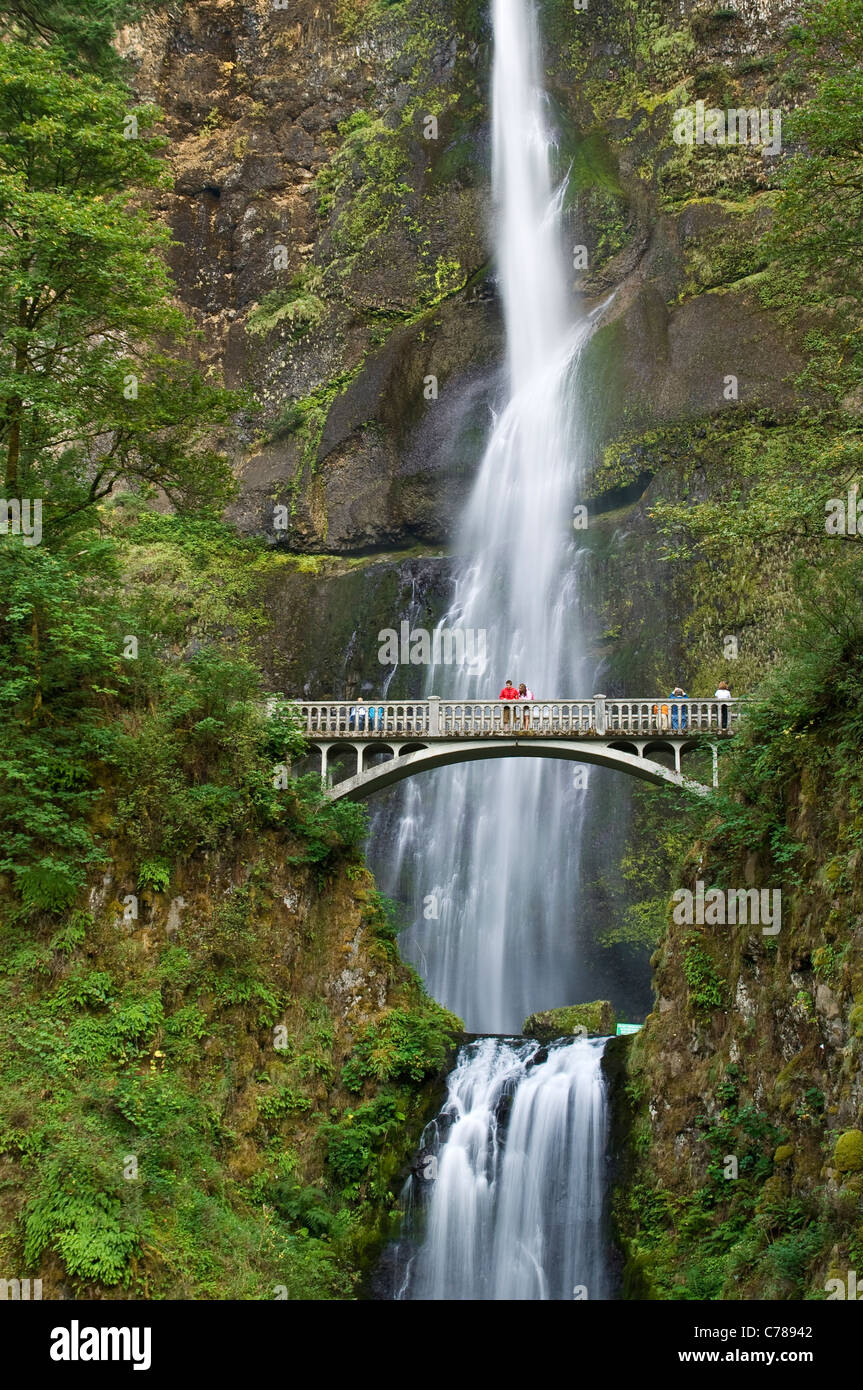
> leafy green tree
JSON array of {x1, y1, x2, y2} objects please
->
[
  {"x1": 0, "y1": 43, "x2": 238, "y2": 527},
  {"x1": 0, "y1": 1, "x2": 155, "y2": 75},
  {"x1": 0, "y1": 533, "x2": 128, "y2": 910}
]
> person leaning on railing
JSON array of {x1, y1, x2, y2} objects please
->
[
  {"x1": 499, "y1": 678, "x2": 520, "y2": 727},
  {"x1": 518, "y1": 682, "x2": 534, "y2": 729},
  {"x1": 714, "y1": 680, "x2": 731, "y2": 730},
  {"x1": 670, "y1": 686, "x2": 688, "y2": 731},
  {"x1": 365, "y1": 703, "x2": 385, "y2": 731}
]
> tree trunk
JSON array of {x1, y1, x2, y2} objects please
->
[{"x1": 4, "y1": 300, "x2": 29, "y2": 494}]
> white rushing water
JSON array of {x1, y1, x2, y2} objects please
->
[
  {"x1": 369, "y1": 0, "x2": 601, "y2": 1033},
  {"x1": 387, "y1": 1036, "x2": 610, "y2": 1301},
  {"x1": 371, "y1": 0, "x2": 618, "y2": 1303}
]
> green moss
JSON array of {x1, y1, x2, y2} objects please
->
[
  {"x1": 245, "y1": 268, "x2": 325, "y2": 340},
  {"x1": 833, "y1": 1130, "x2": 863, "y2": 1174},
  {"x1": 269, "y1": 362, "x2": 367, "y2": 518},
  {"x1": 675, "y1": 207, "x2": 771, "y2": 305},
  {"x1": 682, "y1": 937, "x2": 726, "y2": 1012},
  {"x1": 523, "y1": 1000, "x2": 617, "y2": 1041},
  {"x1": 340, "y1": 1003, "x2": 462, "y2": 1093}
]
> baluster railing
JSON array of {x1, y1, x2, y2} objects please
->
[{"x1": 287, "y1": 697, "x2": 748, "y2": 740}]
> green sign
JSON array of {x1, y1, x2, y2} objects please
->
[{"x1": 616, "y1": 1022, "x2": 642, "y2": 1035}]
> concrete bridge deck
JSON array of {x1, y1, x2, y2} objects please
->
[{"x1": 284, "y1": 697, "x2": 744, "y2": 800}]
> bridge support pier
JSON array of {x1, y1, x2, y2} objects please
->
[
  {"x1": 712, "y1": 743, "x2": 718, "y2": 790},
  {"x1": 593, "y1": 693, "x2": 606, "y2": 736},
  {"x1": 429, "y1": 695, "x2": 441, "y2": 735}
]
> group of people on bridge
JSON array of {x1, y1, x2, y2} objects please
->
[
  {"x1": 347, "y1": 697, "x2": 385, "y2": 731},
  {"x1": 654, "y1": 681, "x2": 732, "y2": 731},
  {"x1": 499, "y1": 679, "x2": 534, "y2": 728},
  {"x1": 342, "y1": 677, "x2": 734, "y2": 735}
]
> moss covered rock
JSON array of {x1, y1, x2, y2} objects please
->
[
  {"x1": 833, "y1": 1130, "x2": 863, "y2": 1174},
  {"x1": 523, "y1": 1000, "x2": 617, "y2": 1042}
]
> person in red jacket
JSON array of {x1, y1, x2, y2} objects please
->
[{"x1": 499, "y1": 678, "x2": 519, "y2": 726}]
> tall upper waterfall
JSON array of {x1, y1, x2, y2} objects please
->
[
  {"x1": 381, "y1": 1036, "x2": 611, "y2": 1300},
  {"x1": 369, "y1": 0, "x2": 600, "y2": 1032}
]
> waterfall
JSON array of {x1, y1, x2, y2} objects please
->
[
  {"x1": 368, "y1": 0, "x2": 601, "y2": 1033},
  {"x1": 380, "y1": 1036, "x2": 611, "y2": 1301},
  {"x1": 369, "y1": 0, "x2": 621, "y2": 1302}
]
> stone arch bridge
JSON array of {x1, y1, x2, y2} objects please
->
[{"x1": 285, "y1": 697, "x2": 744, "y2": 801}]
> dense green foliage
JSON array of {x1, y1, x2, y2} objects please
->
[
  {"x1": 0, "y1": 7, "x2": 459, "y2": 1303},
  {"x1": 0, "y1": 516, "x2": 366, "y2": 915},
  {"x1": 617, "y1": 1056, "x2": 863, "y2": 1300},
  {"x1": 0, "y1": 881, "x2": 455, "y2": 1296},
  {"x1": 0, "y1": 1, "x2": 156, "y2": 75},
  {"x1": 0, "y1": 537, "x2": 126, "y2": 910},
  {"x1": 0, "y1": 25, "x2": 352, "y2": 915},
  {"x1": 340, "y1": 1005, "x2": 461, "y2": 1092},
  {"x1": 616, "y1": 557, "x2": 863, "y2": 1299},
  {"x1": 697, "y1": 558, "x2": 863, "y2": 870},
  {"x1": 764, "y1": 0, "x2": 863, "y2": 399},
  {"x1": 0, "y1": 42, "x2": 240, "y2": 521},
  {"x1": 601, "y1": 1, "x2": 863, "y2": 1303}
]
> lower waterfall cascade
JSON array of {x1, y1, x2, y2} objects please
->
[{"x1": 379, "y1": 1036, "x2": 612, "y2": 1301}]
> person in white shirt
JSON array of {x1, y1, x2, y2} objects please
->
[{"x1": 714, "y1": 680, "x2": 731, "y2": 729}]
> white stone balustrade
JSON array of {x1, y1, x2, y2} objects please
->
[{"x1": 291, "y1": 697, "x2": 745, "y2": 739}]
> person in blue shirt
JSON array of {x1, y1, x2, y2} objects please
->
[{"x1": 670, "y1": 686, "x2": 688, "y2": 731}]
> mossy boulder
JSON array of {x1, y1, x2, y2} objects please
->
[
  {"x1": 833, "y1": 1130, "x2": 863, "y2": 1174},
  {"x1": 522, "y1": 1000, "x2": 617, "y2": 1042},
  {"x1": 773, "y1": 1144, "x2": 794, "y2": 1165}
]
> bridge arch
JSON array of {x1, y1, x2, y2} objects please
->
[{"x1": 309, "y1": 737, "x2": 714, "y2": 802}]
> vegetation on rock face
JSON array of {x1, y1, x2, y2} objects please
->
[
  {"x1": 763, "y1": 0, "x2": 863, "y2": 402},
  {"x1": 0, "y1": 0, "x2": 156, "y2": 75},
  {"x1": 612, "y1": 551, "x2": 863, "y2": 1298},
  {"x1": 563, "y1": 0, "x2": 863, "y2": 1300},
  {"x1": 0, "y1": 10, "x2": 462, "y2": 1300},
  {"x1": 0, "y1": 42, "x2": 239, "y2": 520},
  {"x1": 0, "y1": 853, "x2": 460, "y2": 1296},
  {"x1": 523, "y1": 1001, "x2": 617, "y2": 1041}
]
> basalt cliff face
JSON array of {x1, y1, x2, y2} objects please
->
[{"x1": 121, "y1": 0, "x2": 813, "y2": 697}]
